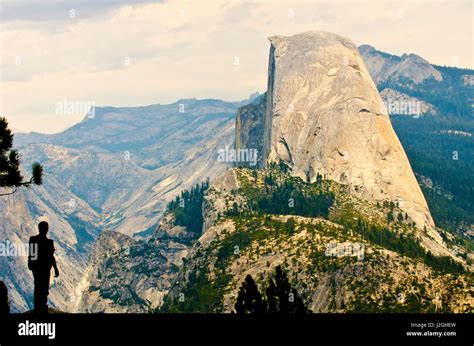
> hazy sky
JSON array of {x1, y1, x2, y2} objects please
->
[{"x1": 1, "y1": 0, "x2": 472, "y2": 133}]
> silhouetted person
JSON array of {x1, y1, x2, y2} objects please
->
[
  {"x1": 0, "y1": 280, "x2": 10, "y2": 314},
  {"x1": 28, "y1": 221, "x2": 59, "y2": 314}
]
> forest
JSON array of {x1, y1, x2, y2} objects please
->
[{"x1": 392, "y1": 115, "x2": 474, "y2": 234}]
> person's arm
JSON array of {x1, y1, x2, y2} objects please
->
[
  {"x1": 27, "y1": 238, "x2": 33, "y2": 271},
  {"x1": 52, "y1": 256, "x2": 59, "y2": 277},
  {"x1": 51, "y1": 242, "x2": 59, "y2": 277}
]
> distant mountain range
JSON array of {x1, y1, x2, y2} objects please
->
[
  {"x1": 360, "y1": 44, "x2": 443, "y2": 84},
  {"x1": 360, "y1": 44, "x2": 473, "y2": 123},
  {"x1": 1, "y1": 38, "x2": 472, "y2": 312}
]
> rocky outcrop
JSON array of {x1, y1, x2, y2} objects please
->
[
  {"x1": 73, "y1": 230, "x2": 168, "y2": 313},
  {"x1": 259, "y1": 31, "x2": 433, "y2": 229},
  {"x1": 74, "y1": 213, "x2": 197, "y2": 313}
]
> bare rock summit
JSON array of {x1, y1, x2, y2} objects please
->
[{"x1": 239, "y1": 31, "x2": 434, "y2": 229}]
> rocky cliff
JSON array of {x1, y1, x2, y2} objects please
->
[
  {"x1": 73, "y1": 213, "x2": 196, "y2": 313},
  {"x1": 238, "y1": 31, "x2": 434, "y2": 231},
  {"x1": 234, "y1": 93, "x2": 267, "y2": 168}
]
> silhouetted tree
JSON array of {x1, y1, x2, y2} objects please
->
[
  {"x1": 270, "y1": 266, "x2": 308, "y2": 314},
  {"x1": 235, "y1": 266, "x2": 309, "y2": 314},
  {"x1": 235, "y1": 275, "x2": 266, "y2": 313},
  {"x1": 265, "y1": 278, "x2": 277, "y2": 313},
  {"x1": 0, "y1": 117, "x2": 42, "y2": 195},
  {"x1": 273, "y1": 266, "x2": 291, "y2": 313}
]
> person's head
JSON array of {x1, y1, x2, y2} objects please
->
[{"x1": 38, "y1": 221, "x2": 49, "y2": 236}]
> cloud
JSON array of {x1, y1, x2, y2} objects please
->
[
  {"x1": 0, "y1": 0, "x2": 162, "y2": 22},
  {"x1": 0, "y1": 0, "x2": 472, "y2": 133}
]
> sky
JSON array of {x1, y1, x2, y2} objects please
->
[{"x1": 0, "y1": 0, "x2": 472, "y2": 133}]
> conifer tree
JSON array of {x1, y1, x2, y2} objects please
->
[
  {"x1": 0, "y1": 117, "x2": 42, "y2": 196},
  {"x1": 274, "y1": 266, "x2": 291, "y2": 313},
  {"x1": 234, "y1": 275, "x2": 266, "y2": 313},
  {"x1": 272, "y1": 266, "x2": 308, "y2": 314},
  {"x1": 265, "y1": 278, "x2": 278, "y2": 313},
  {"x1": 235, "y1": 266, "x2": 309, "y2": 314}
]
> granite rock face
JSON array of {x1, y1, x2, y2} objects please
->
[
  {"x1": 259, "y1": 31, "x2": 434, "y2": 229},
  {"x1": 234, "y1": 93, "x2": 267, "y2": 168},
  {"x1": 73, "y1": 213, "x2": 196, "y2": 313}
]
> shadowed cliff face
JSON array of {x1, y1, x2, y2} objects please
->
[
  {"x1": 234, "y1": 93, "x2": 267, "y2": 168},
  {"x1": 244, "y1": 31, "x2": 434, "y2": 231}
]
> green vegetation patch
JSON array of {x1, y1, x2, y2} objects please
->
[{"x1": 167, "y1": 180, "x2": 209, "y2": 234}]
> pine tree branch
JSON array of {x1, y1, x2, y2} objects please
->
[
  {"x1": 0, "y1": 176, "x2": 38, "y2": 196},
  {"x1": 0, "y1": 186, "x2": 17, "y2": 196}
]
